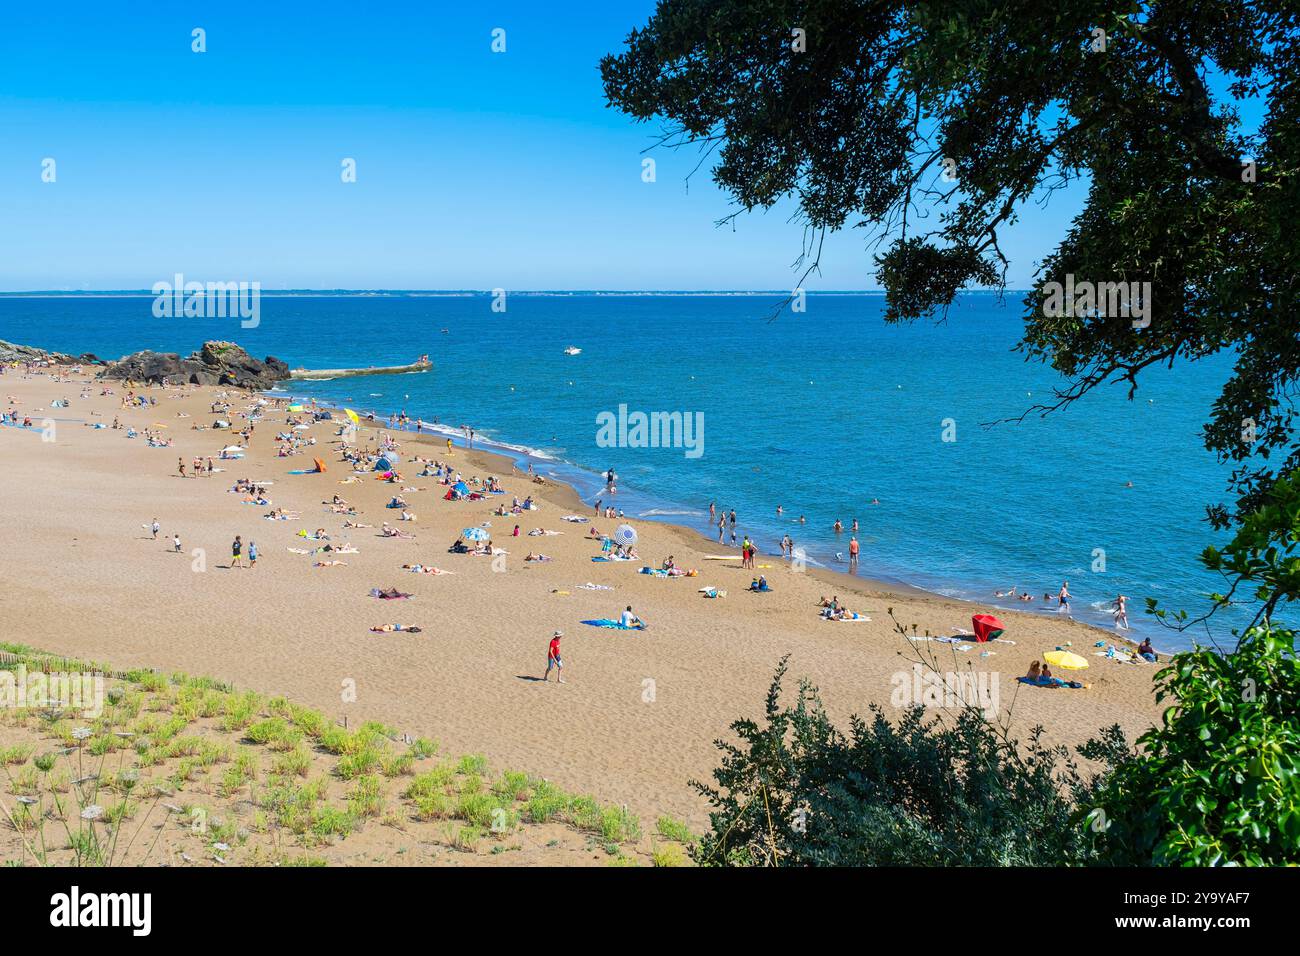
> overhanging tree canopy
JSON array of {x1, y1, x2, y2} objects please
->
[{"x1": 601, "y1": 1, "x2": 1299, "y2": 525}]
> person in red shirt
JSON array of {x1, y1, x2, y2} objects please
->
[{"x1": 544, "y1": 630, "x2": 565, "y2": 683}]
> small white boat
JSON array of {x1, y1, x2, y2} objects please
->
[{"x1": 563, "y1": 346, "x2": 582, "y2": 355}]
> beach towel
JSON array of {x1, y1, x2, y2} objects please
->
[
  {"x1": 1016, "y1": 676, "x2": 1086, "y2": 689},
  {"x1": 576, "y1": 582, "x2": 613, "y2": 591},
  {"x1": 591, "y1": 556, "x2": 631, "y2": 562},
  {"x1": 581, "y1": 619, "x2": 644, "y2": 630},
  {"x1": 825, "y1": 612, "x2": 870, "y2": 622}
]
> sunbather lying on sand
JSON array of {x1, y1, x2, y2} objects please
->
[
  {"x1": 370, "y1": 587, "x2": 412, "y2": 599},
  {"x1": 402, "y1": 564, "x2": 452, "y2": 574},
  {"x1": 524, "y1": 552, "x2": 552, "y2": 562},
  {"x1": 370, "y1": 624, "x2": 422, "y2": 633}
]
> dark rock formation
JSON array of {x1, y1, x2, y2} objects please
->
[
  {"x1": 100, "y1": 341, "x2": 291, "y2": 390},
  {"x1": 0, "y1": 340, "x2": 102, "y2": 366}
]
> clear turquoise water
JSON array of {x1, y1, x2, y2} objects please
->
[{"x1": 1, "y1": 293, "x2": 1239, "y2": 648}]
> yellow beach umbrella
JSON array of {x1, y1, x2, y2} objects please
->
[
  {"x1": 1044, "y1": 650, "x2": 1089, "y2": 670},
  {"x1": 344, "y1": 408, "x2": 360, "y2": 425}
]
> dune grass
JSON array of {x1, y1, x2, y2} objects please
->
[{"x1": 0, "y1": 645, "x2": 671, "y2": 866}]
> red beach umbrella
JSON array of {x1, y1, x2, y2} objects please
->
[{"x1": 972, "y1": 614, "x2": 1005, "y2": 643}]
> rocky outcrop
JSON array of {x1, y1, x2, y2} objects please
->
[
  {"x1": 0, "y1": 340, "x2": 102, "y2": 366},
  {"x1": 100, "y1": 341, "x2": 290, "y2": 389}
]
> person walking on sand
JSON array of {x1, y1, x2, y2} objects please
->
[
  {"x1": 849, "y1": 535, "x2": 859, "y2": 573},
  {"x1": 248, "y1": 540, "x2": 258, "y2": 569},
  {"x1": 231, "y1": 535, "x2": 244, "y2": 568},
  {"x1": 150, "y1": 518, "x2": 160, "y2": 540},
  {"x1": 544, "y1": 630, "x2": 565, "y2": 683},
  {"x1": 172, "y1": 533, "x2": 182, "y2": 553},
  {"x1": 178, "y1": 457, "x2": 186, "y2": 479}
]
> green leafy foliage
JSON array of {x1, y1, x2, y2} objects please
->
[
  {"x1": 1080, "y1": 623, "x2": 1300, "y2": 865},
  {"x1": 691, "y1": 658, "x2": 1099, "y2": 866}
]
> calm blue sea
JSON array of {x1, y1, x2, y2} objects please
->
[{"x1": 0, "y1": 292, "x2": 1242, "y2": 649}]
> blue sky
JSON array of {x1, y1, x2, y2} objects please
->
[{"x1": 0, "y1": 1, "x2": 1083, "y2": 291}]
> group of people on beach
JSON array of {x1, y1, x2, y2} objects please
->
[
  {"x1": 86, "y1": 365, "x2": 1163, "y2": 701},
  {"x1": 178, "y1": 456, "x2": 216, "y2": 478}
]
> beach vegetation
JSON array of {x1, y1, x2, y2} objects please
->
[
  {"x1": 380, "y1": 753, "x2": 415, "y2": 778},
  {"x1": 457, "y1": 753, "x2": 489, "y2": 776},
  {"x1": 655, "y1": 815, "x2": 693, "y2": 845},
  {"x1": 652, "y1": 843, "x2": 689, "y2": 867},
  {"x1": 524, "y1": 787, "x2": 569, "y2": 824},
  {"x1": 272, "y1": 746, "x2": 312, "y2": 778},
  {"x1": 347, "y1": 775, "x2": 385, "y2": 819},
  {"x1": 0, "y1": 648, "x2": 654, "y2": 865},
  {"x1": 692, "y1": 657, "x2": 1095, "y2": 866},
  {"x1": 408, "y1": 737, "x2": 438, "y2": 759}
]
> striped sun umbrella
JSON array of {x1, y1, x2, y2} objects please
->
[
  {"x1": 614, "y1": 524, "x2": 638, "y2": 547},
  {"x1": 461, "y1": 527, "x2": 490, "y2": 542}
]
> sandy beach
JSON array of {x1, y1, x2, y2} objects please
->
[{"x1": 1, "y1": 364, "x2": 1165, "y2": 830}]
